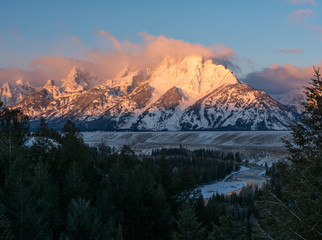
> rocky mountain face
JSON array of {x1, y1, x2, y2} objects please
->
[
  {"x1": 4, "y1": 57, "x2": 298, "y2": 130},
  {"x1": 270, "y1": 89, "x2": 306, "y2": 114},
  {"x1": 0, "y1": 79, "x2": 35, "y2": 107}
]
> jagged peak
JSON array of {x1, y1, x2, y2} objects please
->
[
  {"x1": 1, "y1": 82, "x2": 12, "y2": 89},
  {"x1": 65, "y1": 65, "x2": 87, "y2": 83},
  {"x1": 61, "y1": 65, "x2": 90, "y2": 93},
  {"x1": 43, "y1": 79, "x2": 57, "y2": 87},
  {"x1": 15, "y1": 78, "x2": 32, "y2": 87}
]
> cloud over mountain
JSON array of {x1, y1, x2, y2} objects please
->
[
  {"x1": 0, "y1": 32, "x2": 237, "y2": 87},
  {"x1": 242, "y1": 62, "x2": 321, "y2": 94}
]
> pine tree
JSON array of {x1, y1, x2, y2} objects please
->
[
  {"x1": 172, "y1": 203, "x2": 207, "y2": 240},
  {"x1": 0, "y1": 156, "x2": 52, "y2": 239},
  {"x1": 211, "y1": 213, "x2": 249, "y2": 240},
  {"x1": 0, "y1": 204, "x2": 13, "y2": 240},
  {"x1": 255, "y1": 67, "x2": 322, "y2": 239},
  {"x1": 0, "y1": 109, "x2": 29, "y2": 181},
  {"x1": 64, "y1": 197, "x2": 112, "y2": 240}
]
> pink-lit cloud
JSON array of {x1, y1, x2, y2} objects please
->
[
  {"x1": 12, "y1": 32, "x2": 237, "y2": 87},
  {"x1": 0, "y1": 68, "x2": 48, "y2": 87},
  {"x1": 287, "y1": 9, "x2": 322, "y2": 36},
  {"x1": 31, "y1": 56, "x2": 95, "y2": 82},
  {"x1": 95, "y1": 30, "x2": 123, "y2": 52},
  {"x1": 279, "y1": 48, "x2": 303, "y2": 53},
  {"x1": 72, "y1": 36, "x2": 81, "y2": 43},
  {"x1": 286, "y1": 0, "x2": 316, "y2": 5},
  {"x1": 288, "y1": 9, "x2": 316, "y2": 23},
  {"x1": 243, "y1": 62, "x2": 322, "y2": 94}
]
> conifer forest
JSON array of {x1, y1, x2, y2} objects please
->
[{"x1": 0, "y1": 70, "x2": 321, "y2": 240}]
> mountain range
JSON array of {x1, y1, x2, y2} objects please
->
[{"x1": 0, "y1": 56, "x2": 300, "y2": 131}]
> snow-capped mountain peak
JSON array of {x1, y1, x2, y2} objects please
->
[
  {"x1": 61, "y1": 66, "x2": 90, "y2": 93},
  {"x1": 15, "y1": 79, "x2": 31, "y2": 87},
  {"x1": 11, "y1": 56, "x2": 299, "y2": 131},
  {"x1": 150, "y1": 56, "x2": 238, "y2": 94},
  {"x1": 147, "y1": 55, "x2": 239, "y2": 110},
  {"x1": 42, "y1": 80, "x2": 62, "y2": 99},
  {"x1": 43, "y1": 79, "x2": 56, "y2": 88},
  {"x1": 0, "y1": 80, "x2": 35, "y2": 107}
]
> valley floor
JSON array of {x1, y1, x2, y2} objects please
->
[{"x1": 82, "y1": 131, "x2": 291, "y2": 165}]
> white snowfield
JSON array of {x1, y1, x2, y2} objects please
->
[{"x1": 82, "y1": 130, "x2": 292, "y2": 164}]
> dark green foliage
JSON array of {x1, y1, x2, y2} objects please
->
[
  {"x1": 210, "y1": 213, "x2": 249, "y2": 240},
  {"x1": 0, "y1": 114, "x2": 272, "y2": 239},
  {"x1": 255, "y1": 68, "x2": 322, "y2": 239},
  {"x1": 0, "y1": 204, "x2": 13, "y2": 240},
  {"x1": 64, "y1": 198, "x2": 112, "y2": 240},
  {"x1": 0, "y1": 156, "x2": 52, "y2": 239},
  {"x1": 151, "y1": 148, "x2": 240, "y2": 185},
  {"x1": 0, "y1": 109, "x2": 29, "y2": 183},
  {"x1": 172, "y1": 203, "x2": 207, "y2": 240},
  {"x1": 109, "y1": 159, "x2": 172, "y2": 240}
]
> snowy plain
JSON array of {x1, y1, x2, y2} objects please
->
[{"x1": 82, "y1": 131, "x2": 291, "y2": 165}]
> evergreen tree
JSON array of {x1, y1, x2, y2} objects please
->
[
  {"x1": 0, "y1": 109, "x2": 29, "y2": 181},
  {"x1": 172, "y1": 203, "x2": 207, "y2": 240},
  {"x1": 0, "y1": 204, "x2": 13, "y2": 240},
  {"x1": 210, "y1": 213, "x2": 248, "y2": 240},
  {"x1": 0, "y1": 156, "x2": 52, "y2": 239},
  {"x1": 64, "y1": 197, "x2": 112, "y2": 240},
  {"x1": 255, "y1": 68, "x2": 322, "y2": 239}
]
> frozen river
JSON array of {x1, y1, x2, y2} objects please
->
[{"x1": 199, "y1": 165, "x2": 267, "y2": 199}]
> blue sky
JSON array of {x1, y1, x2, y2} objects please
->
[{"x1": 0, "y1": 0, "x2": 321, "y2": 93}]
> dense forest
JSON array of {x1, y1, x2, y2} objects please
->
[
  {"x1": 0, "y1": 69, "x2": 321, "y2": 239},
  {"x1": 0, "y1": 112, "x2": 258, "y2": 239}
]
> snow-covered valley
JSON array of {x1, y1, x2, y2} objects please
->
[{"x1": 82, "y1": 130, "x2": 291, "y2": 165}]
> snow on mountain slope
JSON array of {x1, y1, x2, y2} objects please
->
[
  {"x1": 180, "y1": 83, "x2": 296, "y2": 130},
  {"x1": 11, "y1": 56, "x2": 298, "y2": 131},
  {"x1": 42, "y1": 80, "x2": 63, "y2": 99},
  {"x1": 61, "y1": 66, "x2": 91, "y2": 93},
  {"x1": 270, "y1": 89, "x2": 306, "y2": 113},
  {"x1": 133, "y1": 87, "x2": 185, "y2": 130},
  {"x1": 0, "y1": 79, "x2": 35, "y2": 107},
  {"x1": 14, "y1": 66, "x2": 97, "y2": 118}
]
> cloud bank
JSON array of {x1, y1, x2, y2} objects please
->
[
  {"x1": 0, "y1": 68, "x2": 48, "y2": 87},
  {"x1": 242, "y1": 62, "x2": 321, "y2": 94},
  {"x1": 0, "y1": 32, "x2": 237, "y2": 87}
]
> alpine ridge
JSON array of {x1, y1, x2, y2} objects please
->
[
  {"x1": 0, "y1": 79, "x2": 35, "y2": 107},
  {"x1": 3, "y1": 56, "x2": 298, "y2": 130}
]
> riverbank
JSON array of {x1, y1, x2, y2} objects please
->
[{"x1": 199, "y1": 164, "x2": 268, "y2": 199}]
